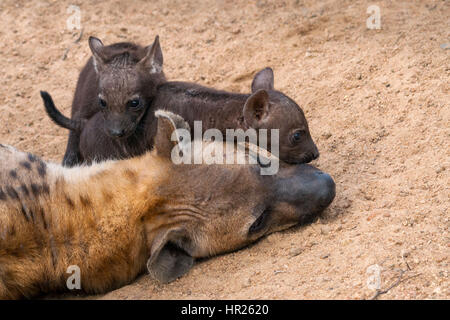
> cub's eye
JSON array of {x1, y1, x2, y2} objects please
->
[
  {"x1": 99, "y1": 98, "x2": 107, "y2": 108},
  {"x1": 129, "y1": 99, "x2": 141, "y2": 109},
  {"x1": 291, "y1": 130, "x2": 305, "y2": 143}
]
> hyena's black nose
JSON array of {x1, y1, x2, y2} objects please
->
[
  {"x1": 312, "y1": 143, "x2": 320, "y2": 160},
  {"x1": 303, "y1": 150, "x2": 319, "y2": 163},
  {"x1": 313, "y1": 170, "x2": 335, "y2": 208},
  {"x1": 109, "y1": 128, "x2": 125, "y2": 138},
  {"x1": 312, "y1": 150, "x2": 320, "y2": 160},
  {"x1": 275, "y1": 164, "x2": 336, "y2": 214}
]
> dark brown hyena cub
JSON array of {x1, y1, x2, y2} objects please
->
[{"x1": 43, "y1": 35, "x2": 166, "y2": 167}]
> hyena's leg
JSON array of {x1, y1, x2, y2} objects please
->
[{"x1": 63, "y1": 131, "x2": 83, "y2": 167}]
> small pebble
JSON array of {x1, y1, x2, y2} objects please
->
[
  {"x1": 231, "y1": 28, "x2": 241, "y2": 35},
  {"x1": 289, "y1": 247, "x2": 303, "y2": 257},
  {"x1": 435, "y1": 166, "x2": 445, "y2": 173},
  {"x1": 320, "y1": 226, "x2": 330, "y2": 235},
  {"x1": 241, "y1": 278, "x2": 251, "y2": 288}
]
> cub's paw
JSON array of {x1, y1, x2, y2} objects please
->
[{"x1": 62, "y1": 152, "x2": 82, "y2": 167}]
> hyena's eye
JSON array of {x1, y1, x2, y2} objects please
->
[
  {"x1": 128, "y1": 98, "x2": 141, "y2": 109},
  {"x1": 249, "y1": 207, "x2": 271, "y2": 235},
  {"x1": 291, "y1": 130, "x2": 305, "y2": 143},
  {"x1": 99, "y1": 98, "x2": 107, "y2": 108}
]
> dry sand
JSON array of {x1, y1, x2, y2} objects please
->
[{"x1": 0, "y1": 0, "x2": 448, "y2": 299}]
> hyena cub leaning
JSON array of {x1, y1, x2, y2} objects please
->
[
  {"x1": 42, "y1": 67, "x2": 320, "y2": 166},
  {"x1": 45, "y1": 35, "x2": 165, "y2": 167}
]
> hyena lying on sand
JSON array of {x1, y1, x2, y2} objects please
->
[{"x1": 0, "y1": 111, "x2": 335, "y2": 299}]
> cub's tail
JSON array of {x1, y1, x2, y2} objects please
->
[{"x1": 40, "y1": 91, "x2": 85, "y2": 133}]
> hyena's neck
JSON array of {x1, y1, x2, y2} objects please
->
[
  {"x1": 40, "y1": 153, "x2": 167, "y2": 281},
  {"x1": 0, "y1": 147, "x2": 167, "y2": 297},
  {"x1": 47, "y1": 152, "x2": 168, "y2": 222}
]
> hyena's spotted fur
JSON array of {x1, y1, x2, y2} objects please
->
[{"x1": 0, "y1": 143, "x2": 168, "y2": 299}]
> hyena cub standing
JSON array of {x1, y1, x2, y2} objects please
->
[
  {"x1": 0, "y1": 111, "x2": 335, "y2": 299},
  {"x1": 45, "y1": 35, "x2": 165, "y2": 166}
]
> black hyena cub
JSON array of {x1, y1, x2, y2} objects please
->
[{"x1": 43, "y1": 35, "x2": 166, "y2": 166}]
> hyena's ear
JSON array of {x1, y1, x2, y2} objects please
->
[
  {"x1": 154, "y1": 110, "x2": 190, "y2": 159},
  {"x1": 147, "y1": 228, "x2": 194, "y2": 283},
  {"x1": 139, "y1": 35, "x2": 163, "y2": 74},
  {"x1": 251, "y1": 67, "x2": 274, "y2": 92},
  {"x1": 89, "y1": 36, "x2": 106, "y2": 72},
  {"x1": 243, "y1": 89, "x2": 270, "y2": 128}
]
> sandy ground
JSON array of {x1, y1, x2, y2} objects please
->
[{"x1": 0, "y1": 0, "x2": 448, "y2": 300}]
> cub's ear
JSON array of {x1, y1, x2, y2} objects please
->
[
  {"x1": 88, "y1": 36, "x2": 106, "y2": 72},
  {"x1": 251, "y1": 67, "x2": 274, "y2": 92},
  {"x1": 243, "y1": 89, "x2": 270, "y2": 128},
  {"x1": 154, "y1": 110, "x2": 190, "y2": 158},
  {"x1": 147, "y1": 228, "x2": 194, "y2": 283},
  {"x1": 139, "y1": 35, "x2": 163, "y2": 74}
]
